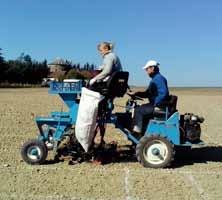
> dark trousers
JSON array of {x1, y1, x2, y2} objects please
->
[{"x1": 133, "y1": 103, "x2": 154, "y2": 132}]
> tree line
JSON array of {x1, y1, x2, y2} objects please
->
[{"x1": 0, "y1": 48, "x2": 96, "y2": 86}]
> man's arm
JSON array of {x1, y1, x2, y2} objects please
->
[
  {"x1": 134, "y1": 87, "x2": 150, "y2": 98},
  {"x1": 154, "y1": 77, "x2": 169, "y2": 106}
]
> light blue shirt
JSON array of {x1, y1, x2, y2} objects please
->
[{"x1": 94, "y1": 52, "x2": 122, "y2": 81}]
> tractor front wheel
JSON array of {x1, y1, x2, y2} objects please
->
[
  {"x1": 21, "y1": 139, "x2": 48, "y2": 165},
  {"x1": 136, "y1": 135, "x2": 174, "y2": 168}
]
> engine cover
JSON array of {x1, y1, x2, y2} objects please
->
[
  {"x1": 185, "y1": 123, "x2": 201, "y2": 142},
  {"x1": 180, "y1": 113, "x2": 204, "y2": 142}
]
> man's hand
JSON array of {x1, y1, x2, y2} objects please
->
[
  {"x1": 127, "y1": 91, "x2": 144, "y2": 101},
  {"x1": 128, "y1": 91, "x2": 136, "y2": 96}
]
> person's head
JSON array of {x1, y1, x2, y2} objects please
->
[
  {"x1": 143, "y1": 60, "x2": 160, "y2": 77},
  {"x1": 97, "y1": 42, "x2": 114, "y2": 56}
]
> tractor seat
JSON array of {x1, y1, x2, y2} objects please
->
[
  {"x1": 153, "y1": 95, "x2": 178, "y2": 119},
  {"x1": 92, "y1": 71, "x2": 129, "y2": 98}
]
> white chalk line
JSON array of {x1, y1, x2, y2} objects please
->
[
  {"x1": 1, "y1": 168, "x2": 222, "y2": 200},
  {"x1": 186, "y1": 174, "x2": 208, "y2": 200},
  {"x1": 124, "y1": 168, "x2": 130, "y2": 200},
  {"x1": 1, "y1": 164, "x2": 222, "y2": 175}
]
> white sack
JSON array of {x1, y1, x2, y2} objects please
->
[{"x1": 75, "y1": 87, "x2": 104, "y2": 152}]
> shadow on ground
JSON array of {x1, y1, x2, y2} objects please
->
[
  {"x1": 43, "y1": 145, "x2": 222, "y2": 168},
  {"x1": 99, "y1": 145, "x2": 222, "y2": 167},
  {"x1": 172, "y1": 146, "x2": 222, "y2": 168}
]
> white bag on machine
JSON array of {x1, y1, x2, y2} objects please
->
[{"x1": 75, "y1": 87, "x2": 104, "y2": 152}]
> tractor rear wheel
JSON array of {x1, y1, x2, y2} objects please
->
[
  {"x1": 21, "y1": 139, "x2": 48, "y2": 165},
  {"x1": 136, "y1": 135, "x2": 174, "y2": 168}
]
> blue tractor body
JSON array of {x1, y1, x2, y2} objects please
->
[
  {"x1": 21, "y1": 72, "x2": 205, "y2": 168},
  {"x1": 146, "y1": 112, "x2": 181, "y2": 145},
  {"x1": 35, "y1": 81, "x2": 82, "y2": 143}
]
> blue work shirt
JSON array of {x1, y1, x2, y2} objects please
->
[
  {"x1": 149, "y1": 72, "x2": 169, "y2": 106},
  {"x1": 135, "y1": 72, "x2": 169, "y2": 106}
]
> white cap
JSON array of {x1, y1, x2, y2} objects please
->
[{"x1": 143, "y1": 60, "x2": 160, "y2": 70}]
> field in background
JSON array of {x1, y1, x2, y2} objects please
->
[{"x1": 0, "y1": 87, "x2": 222, "y2": 200}]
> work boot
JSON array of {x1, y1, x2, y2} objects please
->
[
  {"x1": 132, "y1": 125, "x2": 143, "y2": 139},
  {"x1": 132, "y1": 125, "x2": 142, "y2": 133}
]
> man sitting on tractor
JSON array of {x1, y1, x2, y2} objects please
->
[{"x1": 129, "y1": 60, "x2": 169, "y2": 135}]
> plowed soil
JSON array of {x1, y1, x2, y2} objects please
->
[{"x1": 0, "y1": 88, "x2": 222, "y2": 200}]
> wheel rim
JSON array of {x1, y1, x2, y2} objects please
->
[
  {"x1": 143, "y1": 140, "x2": 169, "y2": 165},
  {"x1": 27, "y1": 146, "x2": 42, "y2": 160}
]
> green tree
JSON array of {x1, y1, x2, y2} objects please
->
[
  {"x1": 61, "y1": 59, "x2": 72, "y2": 72},
  {"x1": 0, "y1": 48, "x2": 4, "y2": 64},
  {"x1": 0, "y1": 48, "x2": 8, "y2": 82},
  {"x1": 5, "y1": 54, "x2": 49, "y2": 84},
  {"x1": 90, "y1": 64, "x2": 96, "y2": 71},
  {"x1": 24, "y1": 54, "x2": 32, "y2": 63},
  {"x1": 0, "y1": 50, "x2": 96, "y2": 86},
  {"x1": 83, "y1": 62, "x2": 90, "y2": 70}
]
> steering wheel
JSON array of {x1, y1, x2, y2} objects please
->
[{"x1": 127, "y1": 93, "x2": 144, "y2": 101}]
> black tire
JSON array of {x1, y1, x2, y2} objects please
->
[
  {"x1": 136, "y1": 135, "x2": 174, "y2": 168},
  {"x1": 21, "y1": 139, "x2": 48, "y2": 165}
]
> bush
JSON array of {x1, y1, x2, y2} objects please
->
[{"x1": 65, "y1": 69, "x2": 93, "y2": 80}]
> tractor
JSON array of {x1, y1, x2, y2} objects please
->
[{"x1": 21, "y1": 72, "x2": 204, "y2": 168}]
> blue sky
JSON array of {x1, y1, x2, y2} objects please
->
[{"x1": 1, "y1": 0, "x2": 222, "y2": 86}]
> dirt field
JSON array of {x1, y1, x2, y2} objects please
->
[{"x1": 0, "y1": 87, "x2": 222, "y2": 200}]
